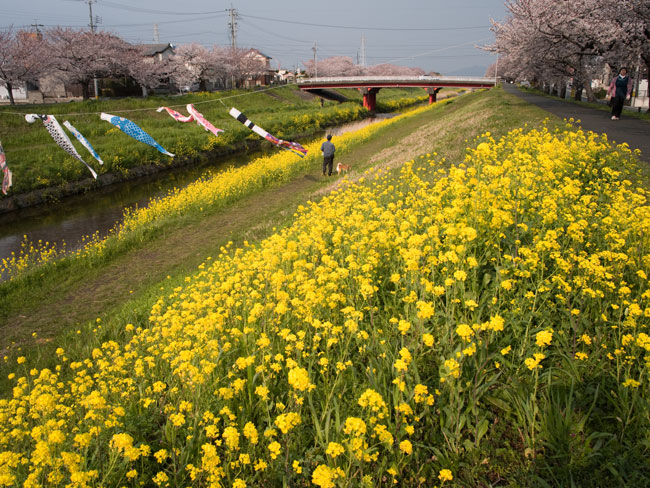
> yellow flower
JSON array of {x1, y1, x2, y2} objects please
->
[
  {"x1": 535, "y1": 329, "x2": 554, "y2": 347},
  {"x1": 524, "y1": 353, "x2": 546, "y2": 370},
  {"x1": 153, "y1": 471, "x2": 169, "y2": 486},
  {"x1": 268, "y1": 441, "x2": 282, "y2": 459},
  {"x1": 453, "y1": 270, "x2": 467, "y2": 281},
  {"x1": 623, "y1": 379, "x2": 641, "y2": 388},
  {"x1": 399, "y1": 439, "x2": 413, "y2": 454},
  {"x1": 326, "y1": 442, "x2": 345, "y2": 458},
  {"x1": 312, "y1": 464, "x2": 336, "y2": 488},
  {"x1": 422, "y1": 333, "x2": 435, "y2": 347},
  {"x1": 288, "y1": 367, "x2": 313, "y2": 391},
  {"x1": 456, "y1": 323, "x2": 474, "y2": 341},
  {"x1": 222, "y1": 426, "x2": 240, "y2": 451},
  {"x1": 153, "y1": 449, "x2": 168, "y2": 463},
  {"x1": 438, "y1": 469, "x2": 453, "y2": 482},
  {"x1": 274, "y1": 412, "x2": 301, "y2": 434},
  {"x1": 398, "y1": 319, "x2": 411, "y2": 335}
]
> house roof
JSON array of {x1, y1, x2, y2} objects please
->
[
  {"x1": 246, "y1": 48, "x2": 272, "y2": 60},
  {"x1": 139, "y1": 43, "x2": 175, "y2": 56}
]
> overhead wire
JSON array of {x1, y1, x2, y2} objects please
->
[
  {"x1": 96, "y1": 1, "x2": 227, "y2": 17},
  {"x1": 238, "y1": 13, "x2": 490, "y2": 32}
]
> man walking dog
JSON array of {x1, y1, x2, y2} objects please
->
[{"x1": 321, "y1": 134, "x2": 335, "y2": 176}]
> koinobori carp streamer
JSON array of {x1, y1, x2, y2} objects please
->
[
  {"x1": 229, "y1": 107, "x2": 307, "y2": 157},
  {"x1": 157, "y1": 104, "x2": 224, "y2": 138},
  {"x1": 100, "y1": 113, "x2": 174, "y2": 157},
  {"x1": 25, "y1": 114, "x2": 98, "y2": 179}
]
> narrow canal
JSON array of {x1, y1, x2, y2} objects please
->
[{"x1": 0, "y1": 114, "x2": 396, "y2": 262}]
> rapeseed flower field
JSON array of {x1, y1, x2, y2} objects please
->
[{"x1": 1, "y1": 120, "x2": 649, "y2": 486}]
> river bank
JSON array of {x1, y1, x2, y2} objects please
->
[
  {"x1": 0, "y1": 87, "x2": 557, "y2": 359},
  {"x1": 0, "y1": 85, "x2": 431, "y2": 199}
]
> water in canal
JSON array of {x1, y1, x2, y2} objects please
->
[{"x1": 0, "y1": 114, "x2": 396, "y2": 262}]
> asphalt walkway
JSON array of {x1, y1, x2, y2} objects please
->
[{"x1": 503, "y1": 83, "x2": 650, "y2": 163}]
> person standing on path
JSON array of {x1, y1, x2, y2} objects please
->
[
  {"x1": 607, "y1": 67, "x2": 633, "y2": 120},
  {"x1": 321, "y1": 134, "x2": 335, "y2": 176}
]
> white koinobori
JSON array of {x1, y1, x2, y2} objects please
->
[
  {"x1": 228, "y1": 107, "x2": 307, "y2": 157},
  {"x1": 25, "y1": 114, "x2": 98, "y2": 179}
]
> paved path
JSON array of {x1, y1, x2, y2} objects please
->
[{"x1": 503, "y1": 84, "x2": 650, "y2": 163}]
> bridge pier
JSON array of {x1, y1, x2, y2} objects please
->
[
  {"x1": 426, "y1": 87, "x2": 443, "y2": 104},
  {"x1": 360, "y1": 87, "x2": 380, "y2": 110}
]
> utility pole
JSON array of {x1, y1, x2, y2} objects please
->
[
  {"x1": 82, "y1": 0, "x2": 101, "y2": 99},
  {"x1": 360, "y1": 36, "x2": 366, "y2": 69},
  {"x1": 312, "y1": 42, "x2": 318, "y2": 77},
  {"x1": 86, "y1": 0, "x2": 97, "y2": 32},
  {"x1": 153, "y1": 24, "x2": 160, "y2": 43},
  {"x1": 228, "y1": 6, "x2": 238, "y2": 49},
  {"x1": 30, "y1": 22, "x2": 44, "y2": 39}
]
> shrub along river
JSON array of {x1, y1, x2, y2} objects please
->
[{"x1": 0, "y1": 114, "x2": 395, "y2": 262}]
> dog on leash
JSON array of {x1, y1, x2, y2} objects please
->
[{"x1": 336, "y1": 162, "x2": 351, "y2": 174}]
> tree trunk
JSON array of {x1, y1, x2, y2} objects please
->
[
  {"x1": 646, "y1": 60, "x2": 650, "y2": 113},
  {"x1": 141, "y1": 85, "x2": 148, "y2": 97},
  {"x1": 81, "y1": 82, "x2": 90, "y2": 100},
  {"x1": 583, "y1": 80, "x2": 595, "y2": 102},
  {"x1": 5, "y1": 82, "x2": 15, "y2": 105}
]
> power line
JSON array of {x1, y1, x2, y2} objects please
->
[
  {"x1": 238, "y1": 18, "x2": 311, "y2": 44},
  {"x1": 238, "y1": 13, "x2": 490, "y2": 32},
  {"x1": 96, "y1": 0, "x2": 226, "y2": 16}
]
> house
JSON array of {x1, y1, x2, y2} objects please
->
[
  {"x1": 139, "y1": 43, "x2": 175, "y2": 63},
  {"x1": 243, "y1": 49, "x2": 273, "y2": 87},
  {"x1": 275, "y1": 69, "x2": 296, "y2": 84}
]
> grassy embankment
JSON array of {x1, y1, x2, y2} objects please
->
[
  {"x1": 0, "y1": 86, "x2": 554, "y2": 383},
  {"x1": 0, "y1": 86, "x2": 430, "y2": 196},
  {"x1": 1, "y1": 84, "x2": 649, "y2": 487}
]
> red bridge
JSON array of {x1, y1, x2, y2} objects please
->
[{"x1": 298, "y1": 75, "x2": 496, "y2": 110}]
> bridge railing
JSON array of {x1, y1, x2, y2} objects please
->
[{"x1": 298, "y1": 75, "x2": 496, "y2": 86}]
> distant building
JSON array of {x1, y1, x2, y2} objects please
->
[
  {"x1": 139, "y1": 43, "x2": 175, "y2": 62},
  {"x1": 275, "y1": 69, "x2": 296, "y2": 83},
  {"x1": 243, "y1": 49, "x2": 273, "y2": 87}
]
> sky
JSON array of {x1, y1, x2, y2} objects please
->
[{"x1": 2, "y1": 0, "x2": 508, "y2": 76}]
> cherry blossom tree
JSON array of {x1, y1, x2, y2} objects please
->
[
  {"x1": 225, "y1": 48, "x2": 270, "y2": 88},
  {"x1": 167, "y1": 43, "x2": 218, "y2": 91},
  {"x1": 303, "y1": 56, "x2": 363, "y2": 77},
  {"x1": 489, "y1": 0, "x2": 625, "y2": 101},
  {"x1": 127, "y1": 46, "x2": 171, "y2": 97},
  {"x1": 0, "y1": 28, "x2": 51, "y2": 105},
  {"x1": 364, "y1": 64, "x2": 425, "y2": 76},
  {"x1": 47, "y1": 28, "x2": 133, "y2": 99},
  {"x1": 303, "y1": 56, "x2": 426, "y2": 77},
  {"x1": 603, "y1": 0, "x2": 650, "y2": 110}
]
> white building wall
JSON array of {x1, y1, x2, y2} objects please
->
[{"x1": 0, "y1": 84, "x2": 27, "y2": 101}]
